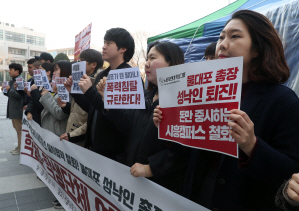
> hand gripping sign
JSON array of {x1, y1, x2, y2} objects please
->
[
  {"x1": 156, "y1": 57, "x2": 243, "y2": 158},
  {"x1": 104, "y1": 67, "x2": 145, "y2": 109}
]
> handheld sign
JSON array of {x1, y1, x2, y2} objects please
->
[
  {"x1": 2, "y1": 81, "x2": 8, "y2": 93},
  {"x1": 41, "y1": 70, "x2": 52, "y2": 91},
  {"x1": 74, "y1": 23, "x2": 92, "y2": 61},
  {"x1": 16, "y1": 78, "x2": 24, "y2": 90},
  {"x1": 71, "y1": 61, "x2": 86, "y2": 94},
  {"x1": 24, "y1": 82, "x2": 31, "y2": 91},
  {"x1": 33, "y1": 69, "x2": 43, "y2": 87},
  {"x1": 157, "y1": 57, "x2": 243, "y2": 158},
  {"x1": 56, "y1": 77, "x2": 69, "y2": 102},
  {"x1": 104, "y1": 67, "x2": 145, "y2": 109}
]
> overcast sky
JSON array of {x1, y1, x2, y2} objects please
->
[{"x1": 0, "y1": 0, "x2": 236, "y2": 50}]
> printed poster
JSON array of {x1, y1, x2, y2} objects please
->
[
  {"x1": 71, "y1": 61, "x2": 86, "y2": 94},
  {"x1": 74, "y1": 23, "x2": 92, "y2": 61},
  {"x1": 56, "y1": 77, "x2": 69, "y2": 102},
  {"x1": 156, "y1": 57, "x2": 243, "y2": 158},
  {"x1": 104, "y1": 67, "x2": 145, "y2": 109}
]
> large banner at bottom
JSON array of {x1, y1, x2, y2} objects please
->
[{"x1": 20, "y1": 116, "x2": 209, "y2": 211}]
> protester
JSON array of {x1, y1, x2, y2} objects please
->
[
  {"x1": 23, "y1": 58, "x2": 37, "y2": 111},
  {"x1": 276, "y1": 173, "x2": 299, "y2": 211},
  {"x1": 64, "y1": 28, "x2": 135, "y2": 161},
  {"x1": 58, "y1": 49, "x2": 103, "y2": 146},
  {"x1": 2, "y1": 63, "x2": 25, "y2": 155},
  {"x1": 35, "y1": 52, "x2": 54, "y2": 63},
  {"x1": 204, "y1": 42, "x2": 217, "y2": 61},
  {"x1": 153, "y1": 10, "x2": 299, "y2": 210},
  {"x1": 96, "y1": 41, "x2": 190, "y2": 194}
]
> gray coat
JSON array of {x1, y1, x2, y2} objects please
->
[
  {"x1": 39, "y1": 92, "x2": 69, "y2": 136},
  {"x1": 4, "y1": 75, "x2": 24, "y2": 119}
]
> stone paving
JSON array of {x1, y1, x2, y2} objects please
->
[{"x1": 0, "y1": 90, "x2": 64, "y2": 211}]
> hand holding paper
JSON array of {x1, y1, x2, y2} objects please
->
[
  {"x1": 27, "y1": 112, "x2": 33, "y2": 121},
  {"x1": 78, "y1": 74, "x2": 92, "y2": 93},
  {"x1": 228, "y1": 109, "x2": 256, "y2": 156},
  {"x1": 153, "y1": 105, "x2": 163, "y2": 128},
  {"x1": 31, "y1": 84, "x2": 37, "y2": 90},
  {"x1": 57, "y1": 97, "x2": 66, "y2": 108},
  {"x1": 41, "y1": 89, "x2": 49, "y2": 96},
  {"x1": 64, "y1": 76, "x2": 73, "y2": 93},
  {"x1": 96, "y1": 77, "x2": 107, "y2": 98},
  {"x1": 59, "y1": 133, "x2": 69, "y2": 141}
]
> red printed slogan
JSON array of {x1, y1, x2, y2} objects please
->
[{"x1": 157, "y1": 57, "x2": 243, "y2": 157}]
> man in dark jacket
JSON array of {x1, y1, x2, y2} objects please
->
[
  {"x1": 2, "y1": 63, "x2": 25, "y2": 155},
  {"x1": 23, "y1": 58, "x2": 37, "y2": 111},
  {"x1": 65, "y1": 28, "x2": 135, "y2": 161}
]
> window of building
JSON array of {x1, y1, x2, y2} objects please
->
[
  {"x1": 5, "y1": 31, "x2": 25, "y2": 43},
  {"x1": 0, "y1": 30, "x2": 3, "y2": 40},
  {"x1": 30, "y1": 51, "x2": 42, "y2": 57},
  {"x1": 68, "y1": 50, "x2": 74, "y2": 55},
  {"x1": 27, "y1": 35, "x2": 44, "y2": 46},
  {"x1": 8, "y1": 48, "x2": 26, "y2": 56},
  {"x1": 58, "y1": 51, "x2": 67, "y2": 55},
  {"x1": 10, "y1": 60, "x2": 26, "y2": 67}
]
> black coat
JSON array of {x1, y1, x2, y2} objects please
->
[
  {"x1": 71, "y1": 63, "x2": 130, "y2": 160},
  {"x1": 183, "y1": 82, "x2": 299, "y2": 211},
  {"x1": 25, "y1": 88, "x2": 43, "y2": 125},
  {"x1": 104, "y1": 85, "x2": 191, "y2": 194}
]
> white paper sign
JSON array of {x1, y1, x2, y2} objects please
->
[
  {"x1": 71, "y1": 61, "x2": 86, "y2": 94},
  {"x1": 2, "y1": 81, "x2": 8, "y2": 93},
  {"x1": 16, "y1": 77, "x2": 24, "y2": 90},
  {"x1": 21, "y1": 116, "x2": 209, "y2": 211},
  {"x1": 104, "y1": 67, "x2": 145, "y2": 109},
  {"x1": 33, "y1": 69, "x2": 43, "y2": 87},
  {"x1": 56, "y1": 77, "x2": 69, "y2": 102},
  {"x1": 24, "y1": 82, "x2": 31, "y2": 91},
  {"x1": 41, "y1": 70, "x2": 52, "y2": 91}
]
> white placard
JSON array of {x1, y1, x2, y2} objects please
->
[
  {"x1": 71, "y1": 61, "x2": 86, "y2": 94},
  {"x1": 104, "y1": 67, "x2": 145, "y2": 109},
  {"x1": 41, "y1": 70, "x2": 52, "y2": 91},
  {"x1": 24, "y1": 82, "x2": 31, "y2": 91},
  {"x1": 16, "y1": 77, "x2": 24, "y2": 91},
  {"x1": 21, "y1": 115, "x2": 209, "y2": 211},
  {"x1": 56, "y1": 77, "x2": 69, "y2": 102},
  {"x1": 33, "y1": 69, "x2": 43, "y2": 87},
  {"x1": 2, "y1": 81, "x2": 8, "y2": 93}
]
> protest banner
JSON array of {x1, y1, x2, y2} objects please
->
[
  {"x1": 41, "y1": 70, "x2": 52, "y2": 91},
  {"x1": 156, "y1": 57, "x2": 243, "y2": 158},
  {"x1": 2, "y1": 81, "x2": 8, "y2": 93},
  {"x1": 16, "y1": 77, "x2": 24, "y2": 90},
  {"x1": 33, "y1": 69, "x2": 43, "y2": 86},
  {"x1": 104, "y1": 67, "x2": 145, "y2": 109},
  {"x1": 71, "y1": 61, "x2": 86, "y2": 94},
  {"x1": 56, "y1": 77, "x2": 69, "y2": 102},
  {"x1": 24, "y1": 82, "x2": 31, "y2": 91},
  {"x1": 74, "y1": 23, "x2": 92, "y2": 61},
  {"x1": 20, "y1": 116, "x2": 208, "y2": 211}
]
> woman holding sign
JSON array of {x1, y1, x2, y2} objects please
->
[
  {"x1": 97, "y1": 41, "x2": 191, "y2": 194},
  {"x1": 153, "y1": 10, "x2": 299, "y2": 210}
]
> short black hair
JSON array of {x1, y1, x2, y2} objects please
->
[
  {"x1": 104, "y1": 28, "x2": 135, "y2": 62},
  {"x1": 80, "y1": 49, "x2": 104, "y2": 72},
  {"x1": 54, "y1": 61, "x2": 72, "y2": 78},
  {"x1": 205, "y1": 42, "x2": 217, "y2": 57},
  {"x1": 42, "y1": 62, "x2": 54, "y2": 77},
  {"x1": 9, "y1": 63, "x2": 23, "y2": 75},
  {"x1": 27, "y1": 58, "x2": 37, "y2": 65}
]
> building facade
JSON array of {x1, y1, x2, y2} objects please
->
[{"x1": 0, "y1": 22, "x2": 47, "y2": 84}]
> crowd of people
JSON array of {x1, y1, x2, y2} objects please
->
[{"x1": 1, "y1": 9, "x2": 299, "y2": 211}]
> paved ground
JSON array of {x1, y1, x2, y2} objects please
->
[{"x1": 0, "y1": 91, "x2": 64, "y2": 211}]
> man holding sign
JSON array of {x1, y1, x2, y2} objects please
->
[
  {"x1": 1, "y1": 63, "x2": 25, "y2": 155},
  {"x1": 64, "y1": 28, "x2": 134, "y2": 161}
]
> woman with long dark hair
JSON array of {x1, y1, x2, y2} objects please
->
[{"x1": 154, "y1": 10, "x2": 299, "y2": 210}]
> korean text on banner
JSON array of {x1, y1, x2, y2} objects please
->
[
  {"x1": 71, "y1": 61, "x2": 86, "y2": 94},
  {"x1": 156, "y1": 57, "x2": 243, "y2": 158},
  {"x1": 16, "y1": 78, "x2": 24, "y2": 90},
  {"x1": 74, "y1": 23, "x2": 92, "y2": 61},
  {"x1": 2, "y1": 81, "x2": 8, "y2": 93},
  {"x1": 20, "y1": 116, "x2": 209, "y2": 211},
  {"x1": 56, "y1": 77, "x2": 69, "y2": 102},
  {"x1": 104, "y1": 67, "x2": 145, "y2": 109},
  {"x1": 33, "y1": 69, "x2": 43, "y2": 87}
]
